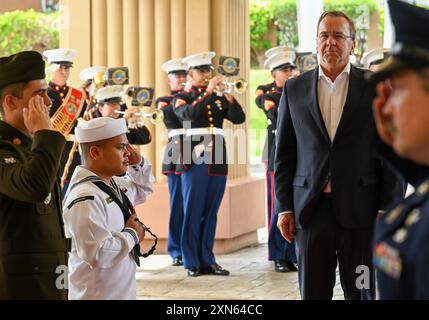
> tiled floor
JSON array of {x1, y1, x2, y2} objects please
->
[{"x1": 136, "y1": 242, "x2": 344, "y2": 300}]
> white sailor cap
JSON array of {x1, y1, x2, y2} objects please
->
[
  {"x1": 264, "y1": 51, "x2": 297, "y2": 72},
  {"x1": 182, "y1": 52, "x2": 216, "y2": 70},
  {"x1": 161, "y1": 58, "x2": 188, "y2": 74},
  {"x1": 79, "y1": 66, "x2": 107, "y2": 82},
  {"x1": 43, "y1": 48, "x2": 77, "y2": 66},
  {"x1": 95, "y1": 85, "x2": 124, "y2": 104},
  {"x1": 362, "y1": 48, "x2": 391, "y2": 69},
  {"x1": 76, "y1": 117, "x2": 128, "y2": 143},
  {"x1": 265, "y1": 46, "x2": 295, "y2": 58}
]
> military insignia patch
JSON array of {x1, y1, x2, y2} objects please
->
[
  {"x1": 374, "y1": 242, "x2": 402, "y2": 280},
  {"x1": 393, "y1": 228, "x2": 408, "y2": 243},
  {"x1": 405, "y1": 209, "x2": 421, "y2": 227},
  {"x1": 3, "y1": 157, "x2": 16, "y2": 164},
  {"x1": 67, "y1": 103, "x2": 77, "y2": 115},
  {"x1": 417, "y1": 181, "x2": 429, "y2": 196},
  {"x1": 385, "y1": 204, "x2": 404, "y2": 224}
]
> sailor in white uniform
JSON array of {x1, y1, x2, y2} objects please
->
[{"x1": 63, "y1": 117, "x2": 155, "y2": 300}]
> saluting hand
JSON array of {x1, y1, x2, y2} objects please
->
[
  {"x1": 277, "y1": 213, "x2": 295, "y2": 243},
  {"x1": 126, "y1": 144, "x2": 142, "y2": 165},
  {"x1": 23, "y1": 95, "x2": 52, "y2": 134},
  {"x1": 373, "y1": 81, "x2": 395, "y2": 147}
]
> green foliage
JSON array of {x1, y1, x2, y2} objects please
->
[
  {"x1": 0, "y1": 10, "x2": 59, "y2": 57},
  {"x1": 250, "y1": 1, "x2": 274, "y2": 51},
  {"x1": 271, "y1": 0, "x2": 298, "y2": 48},
  {"x1": 323, "y1": 0, "x2": 379, "y2": 61}
]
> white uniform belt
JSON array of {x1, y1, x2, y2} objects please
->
[
  {"x1": 186, "y1": 128, "x2": 224, "y2": 136},
  {"x1": 168, "y1": 128, "x2": 185, "y2": 138}
]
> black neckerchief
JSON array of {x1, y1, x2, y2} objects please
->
[{"x1": 91, "y1": 179, "x2": 157, "y2": 266}]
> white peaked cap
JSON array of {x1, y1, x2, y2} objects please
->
[
  {"x1": 265, "y1": 46, "x2": 295, "y2": 58},
  {"x1": 161, "y1": 58, "x2": 188, "y2": 74},
  {"x1": 43, "y1": 48, "x2": 77, "y2": 64},
  {"x1": 95, "y1": 85, "x2": 124, "y2": 102},
  {"x1": 75, "y1": 117, "x2": 127, "y2": 143},
  {"x1": 79, "y1": 66, "x2": 107, "y2": 82},
  {"x1": 264, "y1": 51, "x2": 296, "y2": 72},
  {"x1": 362, "y1": 48, "x2": 388, "y2": 69},
  {"x1": 182, "y1": 52, "x2": 216, "y2": 69}
]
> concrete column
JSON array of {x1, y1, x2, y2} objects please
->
[
  {"x1": 185, "y1": 0, "x2": 211, "y2": 54},
  {"x1": 123, "y1": 0, "x2": 139, "y2": 85},
  {"x1": 383, "y1": 0, "x2": 394, "y2": 49},
  {"x1": 211, "y1": 0, "x2": 249, "y2": 179},
  {"x1": 91, "y1": 0, "x2": 107, "y2": 66},
  {"x1": 297, "y1": 0, "x2": 323, "y2": 53},
  {"x1": 138, "y1": 0, "x2": 156, "y2": 170},
  {"x1": 59, "y1": 0, "x2": 91, "y2": 87},
  {"x1": 107, "y1": 0, "x2": 123, "y2": 66},
  {"x1": 171, "y1": 0, "x2": 186, "y2": 58},
  {"x1": 154, "y1": 0, "x2": 171, "y2": 181}
]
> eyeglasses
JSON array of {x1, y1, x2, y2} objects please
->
[{"x1": 317, "y1": 32, "x2": 353, "y2": 42}]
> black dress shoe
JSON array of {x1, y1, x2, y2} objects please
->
[
  {"x1": 200, "y1": 264, "x2": 230, "y2": 276},
  {"x1": 285, "y1": 261, "x2": 298, "y2": 271},
  {"x1": 172, "y1": 257, "x2": 183, "y2": 266},
  {"x1": 187, "y1": 267, "x2": 200, "y2": 277},
  {"x1": 274, "y1": 260, "x2": 288, "y2": 272}
]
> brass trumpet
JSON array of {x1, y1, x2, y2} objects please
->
[
  {"x1": 215, "y1": 78, "x2": 248, "y2": 96},
  {"x1": 115, "y1": 109, "x2": 164, "y2": 126},
  {"x1": 183, "y1": 78, "x2": 248, "y2": 95}
]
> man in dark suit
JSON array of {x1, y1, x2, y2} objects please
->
[{"x1": 274, "y1": 11, "x2": 404, "y2": 300}]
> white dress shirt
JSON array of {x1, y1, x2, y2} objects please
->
[{"x1": 317, "y1": 63, "x2": 351, "y2": 140}]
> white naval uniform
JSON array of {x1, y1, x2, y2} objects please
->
[{"x1": 63, "y1": 158, "x2": 154, "y2": 300}]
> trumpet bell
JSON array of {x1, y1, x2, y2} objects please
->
[
  {"x1": 150, "y1": 109, "x2": 164, "y2": 125},
  {"x1": 233, "y1": 78, "x2": 248, "y2": 94},
  {"x1": 93, "y1": 71, "x2": 106, "y2": 89}
]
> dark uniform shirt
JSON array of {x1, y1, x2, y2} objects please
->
[
  {"x1": 374, "y1": 147, "x2": 429, "y2": 299},
  {"x1": 156, "y1": 90, "x2": 183, "y2": 174},
  {"x1": 173, "y1": 85, "x2": 245, "y2": 175},
  {"x1": 255, "y1": 82, "x2": 281, "y2": 171},
  {"x1": 0, "y1": 121, "x2": 68, "y2": 299}
]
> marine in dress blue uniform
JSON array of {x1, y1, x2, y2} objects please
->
[
  {"x1": 370, "y1": 0, "x2": 429, "y2": 299},
  {"x1": 44, "y1": 48, "x2": 83, "y2": 196},
  {"x1": 173, "y1": 52, "x2": 245, "y2": 276},
  {"x1": 255, "y1": 47, "x2": 298, "y2": 272},
  {"x1": 157, "y1": 58, "x2": 188, "y2": 266}
]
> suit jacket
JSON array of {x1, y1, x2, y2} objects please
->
[{"x1": 274, "y1": 65, "x2": 404, "y2": 229}]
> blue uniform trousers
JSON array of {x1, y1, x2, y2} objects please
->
[
  {"x1": 266, "y1": 169, "x2": 297, "y2": 262},
  {"x1": 180, "y1": 164, "x2": 227, "y2": 269},
  {"x1": 167, "y1": 173, "x2": 184, "y2": 259}
]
